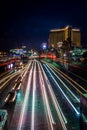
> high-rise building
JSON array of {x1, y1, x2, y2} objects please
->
[{"x1": 49, "y1": 25, "x2": 81, "y2": 49}]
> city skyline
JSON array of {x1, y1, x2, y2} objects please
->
[{"x1": 0, "y1": 0, "x2": 87, "y2": 51}]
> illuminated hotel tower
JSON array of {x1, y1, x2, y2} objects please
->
[{"x1": 49, "y1": 25, "x2": 81, "y2": 49}]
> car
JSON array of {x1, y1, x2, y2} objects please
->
[
  {"x1": 5, "y1": 90, "x2": 17, "y2": 104},
  {"x1": 0, "y1": 109, "x2": 8, "y2": 129},
  {"x1": 12, "y1": 82, "x2": 21, "y2": 91},
  {"x1": 15, "y1": 76, "x2": 22, "y2": 83}
]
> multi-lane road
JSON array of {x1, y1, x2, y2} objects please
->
[{"x1": 0, "y1": 59, "x2": 87, "y2": 130}]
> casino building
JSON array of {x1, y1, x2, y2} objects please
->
[{"x1": 49, "y1": 25, "x2": 81, "y2": 49}]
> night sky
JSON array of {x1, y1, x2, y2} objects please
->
[{"x1": 0, "y1": 0, "x2": 87, "y2": 51}]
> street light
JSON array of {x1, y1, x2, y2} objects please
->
[{"x1": 42, "y1": 42, "x2": 47, "y2": 50}]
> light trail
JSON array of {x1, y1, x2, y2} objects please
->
[
  {"x1": 31, "y1": 60, "x2": 36, "y2": 130},
  {"x1": 0, "y1": 70, "x2": 11, "y2": 78},
  {"x1": 39, "y1": 62, "x2": 67, "y2": 130},
  {"x1": 0, "y1": 69, "x2": 20, "y2": 84},
  {"x1": 20, "y1": 60, "x2": 32, "y2": 79},
  {"x1": 0, "y1": 61, "x2": 33, "y2": 90},
  {"x1": 40, "y1": 62, "x2": 67, "y2": 124},
  {"x1": 51, "y1": 63, "x2": 87, "y2": 94},
  {"x1": 17, "y1": 62, "x2": 33, "y2": 130},
  {"x1": 68, "y1": 68, "x2": 87, "y2": 83},
  {"x1": 0, "y1": 60, "x2": 31, "y2": 84},
  {"x1": 44, "y1": 64, "x2": 80, "y2": 115},
  {"x1": 49, "y1": 64, "x2": 83, "y2": 95},
  {"x1": 43, "y1": 61, "x2": 87, "y2": 95},
  {"x1": 37, "y1": 61, "x2": 54, "y2": 130},
  {"x1": 0, "y1": 72, "x2": 21, "y2": 90},
  {"x1": 45, "y1": 63, "x2": 80, "y2": 102}
]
